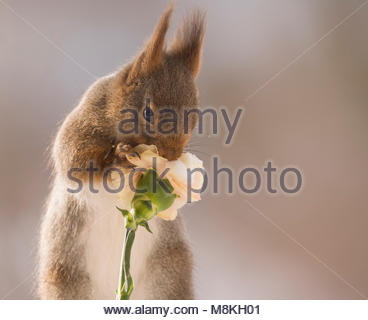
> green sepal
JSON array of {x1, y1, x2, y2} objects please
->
[
  {"x1": 139, "y1": 221, "x2": 152, "y2": 233},
  {"x1": 134, "y1": 169, "x2": 177, "y2": 213},
  {"x1": 131, "y1": 197, "x2": 155, "y2": 222},
  {"x1": 116, "y1": 206, "x2": 130, "y2": 217},
  {"x1": 125, "y1": 212, "x2": 137, "y2": 231}
]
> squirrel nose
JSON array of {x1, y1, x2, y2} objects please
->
[
  {"x1": 160, "y1": 148, "x2": 182, "y2": 161},
  {"x1": 156, "y1": 136, "x2": 186, "y2": 161}
]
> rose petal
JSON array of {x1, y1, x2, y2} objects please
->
[
  {"x1": 157, "y1": 208, "x2": 177, "y2": 221},
  {"x1": 126, "y1": 150, "x2": 167, "y2": 174},
  {"x1": 166, "y1": 160, "x2": 187, "y2": 185},
  {"x1": 119, "y1": 145, "x2": 204, "y2": 221},
  {"x1": 133, "y1": 144, "x2": 158, "y2": 154},
  {"x1": 179, "y1": 152, "x2": 203, "y2": 170},
  {"x1": 157, "y1": 196, "x2": 186, "y2": 220}
]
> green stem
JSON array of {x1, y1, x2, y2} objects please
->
[{"x1": 116, "y1": 227, "x2": 136, "y2": 300}]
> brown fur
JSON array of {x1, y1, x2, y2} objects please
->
[
  {"x1": 170, "y1": 10, "x2": 206, "y2": 77},
  {"x1": 38, "y1": 4, "x2": 206, "y2": 299},
  {"x1": 39, "y1": 194, "x2": 91, "y2": 299},
  {"x1": 144, "y1": 218, "x2": 194, "y2": 299}
]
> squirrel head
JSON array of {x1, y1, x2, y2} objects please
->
[{"x1": 103, "y1": 4, "x2": 206, "y2": 161}]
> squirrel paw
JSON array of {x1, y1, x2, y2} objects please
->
[
  {"x1": 115, "y1": 143, "x2": 133, "y2": 159},
  {"x1": 114, "y1": 143, "x2": 136, "y2": 168}
]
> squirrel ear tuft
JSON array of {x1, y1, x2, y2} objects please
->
[
  {"x1": 170, "y1": 9, "x2": 206, "y2": 77},
  {"x1": 128, "y1": 3, "x2": 174, "y2": 82}
]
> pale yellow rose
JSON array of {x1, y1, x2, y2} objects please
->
[{"x1": 120, "y1": 144, "x2": 204, "y2": 220}]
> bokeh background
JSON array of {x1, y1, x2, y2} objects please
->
[{"x1": 1, "y1": 0, "x2": 367, "y2": 299}]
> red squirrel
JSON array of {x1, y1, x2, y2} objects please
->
[{"x1": 38, "y1": 4, "x2": 206, "y2": 299}]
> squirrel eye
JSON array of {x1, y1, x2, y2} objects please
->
[{"x1": 143, "y1": 98, "x2": 154, "y2": 123}]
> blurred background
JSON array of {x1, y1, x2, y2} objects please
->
[{"x1": 1, "y1": 0, "x2": 367, "y2": 299}]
